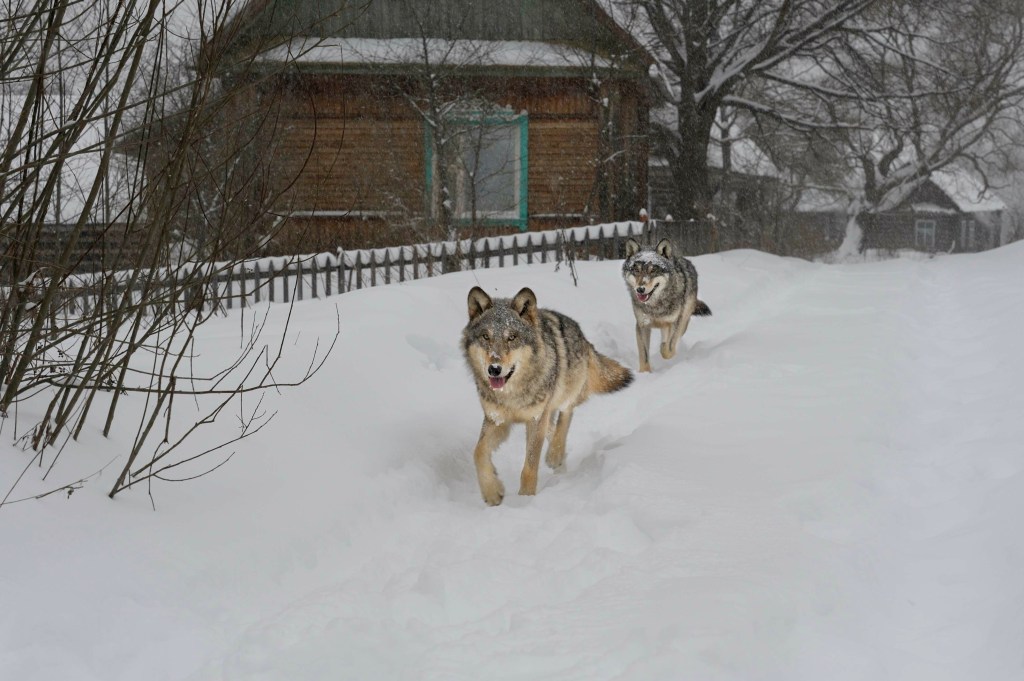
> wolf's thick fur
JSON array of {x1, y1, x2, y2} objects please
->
[
  {"x1": 461, "y1": 286, "x2": 632, "y2": 506},
  {"x1": 622, "y1": 238, "x2": 711, "y2": 372}
]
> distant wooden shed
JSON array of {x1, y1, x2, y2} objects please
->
[
  {"x1": 204, "y1": 0, "x2": 652, "y2": 251},
  {"x1": 860, "y1": 170, "x2": 1007, "y2": 253}
]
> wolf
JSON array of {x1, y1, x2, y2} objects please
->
[
  {"x1": 461, "y1": 286, "x2": 633, "y2": 506},
  {"x1": 622, "y1": 238, "x2": 711, "y2": 372}
]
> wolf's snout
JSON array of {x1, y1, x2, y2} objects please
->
[
  {"x1": 486, "y1": 363, "x2": 514, "y2": 390},
  {"x1": 636, "y1": 286, "x2": 646, "y2": 293}
]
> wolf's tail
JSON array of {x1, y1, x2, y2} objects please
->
[
  {"x1": 694, "y1": 300, "x2": 712, "y2": 316},
  {"x1": 589, "y1": 350, "x2": 633, "y2": 394}
]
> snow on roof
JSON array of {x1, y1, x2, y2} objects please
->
[
  {"x1": 930, "y1": 168, "x2": 1006, "y2": 213},
  {"x1": 910, "y1": 203, "x2": 957, "y2": 215},
  {"x1": 795, "y1": 187, "x2": 848, "y2": 213},
  {"x1": 256, "y1": 38, "x2": 612, "y2": 70},
  {"x1": 794, "y1": 167, "x2": 1008, "y2": 216}
]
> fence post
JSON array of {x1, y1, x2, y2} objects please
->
[
  {"x1": 370, "y1": 250, "x2": 377, "y2": 287},
  {"x1": 269, "y1": 261, "x2": 276, "y2": 303},
  {"x1": 342, "y1": 249, "x2": 350, "y2": 292},
  {"x1": 283, "y1": 260, "x2": 290, "y2": 303},
  {"x1": 399, "y1": 247, "x2": 406, "y2": 283},
  {"x1": 254, "y1": 262, "x2": 262, "y2": 304},
  {"x1": 324, "y1": 256, "x2": 332, "y2": 297},
  {"x1": 311, "y1": 257, "x2": 319, "y2": 299},
  {"x1": 355, "y1": 252, "x2": 363, "y2": 289}
]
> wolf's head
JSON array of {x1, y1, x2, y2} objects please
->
[
  {"x1": 462, "y1": 287, "x2": 539, "y2": 391},
  {"x1": 622, "y1": 238, "x2": 674, "y2": 304}
]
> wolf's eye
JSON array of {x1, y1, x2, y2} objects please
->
[
  {"x1": 482, "y1": 333, "x2": 490, "y2": 341},
  {"x1": 508, "y1": 333, "x2": 517, "y2": 342}
]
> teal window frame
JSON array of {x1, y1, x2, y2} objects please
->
[{"x1": 424, "y1": 111, "x2": 528, "y2": 231}]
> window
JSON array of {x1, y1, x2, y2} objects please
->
[
  {"x1": 914, "y1": 219, "x2": 936, "y2": 251},
  {"x1": 426, "y1": 111, "x2": 528, "y2": 230}
]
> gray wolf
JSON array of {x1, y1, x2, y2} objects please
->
[
  {"x1": 622, "y1": 238, "x2": 711, "y2": 372},
  {"x1": 461, "y1": 286, "x2": 633, "y2": 506}
]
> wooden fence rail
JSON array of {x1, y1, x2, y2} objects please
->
[{"x1": 50, "y1": 219, "x2": 709, "y2": 317}]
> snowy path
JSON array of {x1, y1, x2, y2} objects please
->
[{"x1": 2, "y1": 247, "x2": 1023, "y2": 680}]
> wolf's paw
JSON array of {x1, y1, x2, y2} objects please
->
[
  {"x1": 545, "y1": 448, "x2": 566, "y2": 471},
  {"x1": 639, "y1": 362, "x2": 651, "y2": 373},
  {"x1": 660, "y1": 344, "x2": 676, "y2": 360},
  {"x1": 480, "y1": 478, "x2": 505, "y2": 506}
]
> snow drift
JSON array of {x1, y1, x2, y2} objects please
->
[{"x1": 3, "y1": 243, "x2": 1023, "y2": 680}]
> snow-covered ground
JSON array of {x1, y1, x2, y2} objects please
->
[{"x1": 2, "y1": 243, "x2": 1023, "y2": 680}]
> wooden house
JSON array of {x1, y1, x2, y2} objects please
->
[
  {"x1": 199, "y1": 0, "x2": 652, "y2": 252},
  {"x1": 792, "y1": 169, "x2": 1008, "y2": 255},
  {"x1": 860, "y1": 170, "x2": 1007, "y2": 253}
]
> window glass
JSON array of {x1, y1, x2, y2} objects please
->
[
  {"x1": 427, "y1": 111, "x2": 527, "y2": 229},
  {"x1": 451, "y1": 122, "x2": 519, "y2": 218},
  {"x1": 915, "y1": 219, "x2": 936, "y2": 250}
]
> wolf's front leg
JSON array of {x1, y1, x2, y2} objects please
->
[
  {"x1": 663, "y1": 301, "x2": 696, "y2": 356},
  {"x1": 635, "y1": 322, "x2": 652, "y2": 372},
  {"x1": 473, "y1": 418, "x2": 511, "y2": 505},
  {"x1": 667, "y1": 311, "x2": 692, "y2": 358},
  {"x1": 545, "y1": 408, "x2": 575, "y2": 472},
  {"x1": 520, "y1": 411, "x2": 551, "y2": 495},
  {"x1": 659, "y1": 323, "x2": 675, "y2": 359}
]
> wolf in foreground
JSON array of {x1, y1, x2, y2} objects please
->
[
  {"x1": 461, "y1": 286, "x2": 633, "y2": 506},
  {"x1": 622, "y1": 238, "x2": 711, "y2": 372}
]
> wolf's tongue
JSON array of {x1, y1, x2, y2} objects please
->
[
  {"x1": 488, "y1": 375, "x2": 507, "y2": 390},
  {"x1": 637, "y1": 292, "x2": 651, "y2": 302}
]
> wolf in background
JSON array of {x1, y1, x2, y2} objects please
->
[
  {"x1": 461, "y1": 286, "x2": 633, "y2": 506},
  {"x1": 622, "y1": 238, "x2": 711, "y2": 372}
]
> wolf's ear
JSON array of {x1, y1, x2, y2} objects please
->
[
  {"x1": 655, "y1": 238, "x2": 673, "y2": 258},
  {"x1": 511, "y1": 287, "x2": 538, "y2": 325},
  {"x1": 467, "y1": 286, "x2": 492, "y2": 320},
  {"x1": 624, "y1": 238, "x2": 641, "y2": 258}
]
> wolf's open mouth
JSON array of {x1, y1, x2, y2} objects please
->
[
  {"x1": 488, "y1": 366, "x2": 515, "y2": 390},
  {"x1": 636, "y1": 284, "x2": 659, "y2": 303}
]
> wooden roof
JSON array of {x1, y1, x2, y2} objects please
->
[{"x1": 209, "y1": 0, "x2": 651, "y2": 72}]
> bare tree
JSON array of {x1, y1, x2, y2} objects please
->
[
  {"x1": 612, "y1": 0, "x2": 878, "y2": 222},
  {"x1": 1, "y1": 0, "x2": 338, "y2": 505},
  {"x1": 816, "y1": 0, "x2": 1024, "y2": 253}
]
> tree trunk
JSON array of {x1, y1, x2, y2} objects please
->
[
  {"x1": 669, "y1": 102, "x2": 716, "y2": 222},
  {"x1": 835, "y1": 198, "x2": 868, "y2": 259}
]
